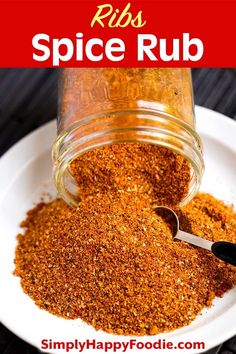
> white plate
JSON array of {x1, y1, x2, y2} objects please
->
[{"x1": 0, "y1": 106, "x2": 236, "y2": 354}]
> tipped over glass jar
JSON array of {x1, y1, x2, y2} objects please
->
[{"x1": 52, "y1": 68, "x2": 204, "y2": 207}]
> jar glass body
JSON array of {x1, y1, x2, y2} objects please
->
[{"x1": 53, "y1": 68, "x2": 204, "y2": 207}]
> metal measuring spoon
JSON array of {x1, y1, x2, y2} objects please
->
[{"x1": 154, "y1": 206, "x2": 236, "y2": 267}]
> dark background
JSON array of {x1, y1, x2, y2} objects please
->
[{"x1": 0, "y1": 68, "x2": 236, "y2": 354}]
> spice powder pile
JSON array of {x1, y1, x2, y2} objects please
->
[{"x1": 14, "y1": 192, "x2": 236, "y2": 335}]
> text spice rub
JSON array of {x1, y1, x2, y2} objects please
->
[{"x1": 14, "y1": 192, "x2": 236, "y2": 335}]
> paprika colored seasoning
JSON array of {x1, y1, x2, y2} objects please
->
[
  {"x1": 14, "y1": 69, "x2": 236, "y2": 335},
  {"x1": 14, "y1": 192, "x2": 236, "y2": 335}
]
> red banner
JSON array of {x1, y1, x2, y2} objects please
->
[{"x1": 0, "y1": 0, "x2": 235, "y2": 67}]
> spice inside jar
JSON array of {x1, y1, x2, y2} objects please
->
[{"x1": 70, "y1": 143, "x2": 191, "y2": 206}]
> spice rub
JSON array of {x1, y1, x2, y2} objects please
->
[
  {"x1": 70, "y1": 143, "x2": 191, "y2": 206},
  {"x1": 14, "y1": 192, "x2": 236, "y2": 335}
]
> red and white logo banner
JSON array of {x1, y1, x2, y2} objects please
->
[{"x1": 0, "y1": 0, "x2": 235, "y2": 67}]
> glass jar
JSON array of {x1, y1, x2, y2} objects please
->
[{"x1": 52, "y1": 68, "x2": 204, "y2": 207}]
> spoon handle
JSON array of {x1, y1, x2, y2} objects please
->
[
  {"x1": 176, "y1": 230, "x2": 213, "y2": 251},
  {"x1": 211, "y1": 242, "x2": 236, "y2": 267}
]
